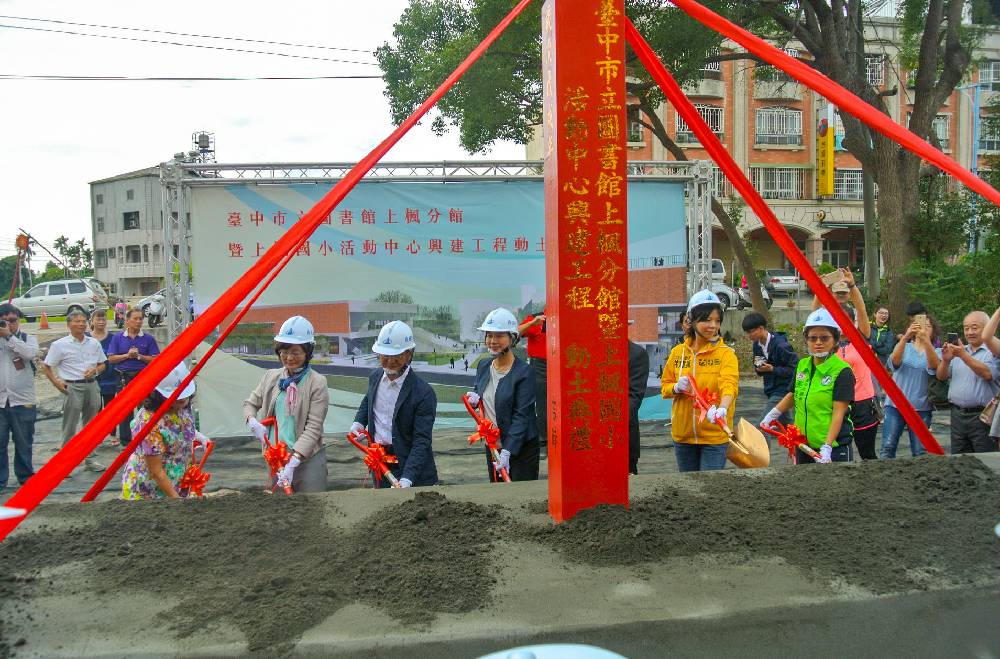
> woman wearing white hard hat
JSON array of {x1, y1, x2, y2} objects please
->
[
  {"x1": 121, "y1": 362, "x2": 208, "y2": 499},
  {"x1": 243, "y1": 316, "x2": 330, "y2": 492},
  {"x1": 467, "y1": 307, "x2": 539, "y2": 481},
  {"x1": 660, "y1": 290, "x2": 739, "y2": 472},
  {"x1": 761, "y1": 308, "x2": 856, "y2": 464},
  {"x1": 352, "y1": 320, "x2": 438, "y2": 487}
]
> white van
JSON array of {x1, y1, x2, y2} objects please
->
[{"x1": 13, "y1": 279, "x2": 106, "y2": 321}]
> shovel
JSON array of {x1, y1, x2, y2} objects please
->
[{"x1": 684, "y1": 375, "x2": 770, "y2": 469}]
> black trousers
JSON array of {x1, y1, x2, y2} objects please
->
[
  {"x1": 531, "y1": 358, "x2": 547, "y2": 447},
  {"x1": 854, "y1": 424, "x2": 880, "y2": 460},
  {"x1": 485, "y1": 438, "x2": 540, "y2": 482},
  {"x1": 115, "y1": 369, "x2": 141, "y2": 447}
]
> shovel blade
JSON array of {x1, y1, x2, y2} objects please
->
[{"x1": 726, "y1": 418, "x2": 771, "y2": 469}]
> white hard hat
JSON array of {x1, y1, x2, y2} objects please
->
[
  {"x1": 372, "y1": 320, "x2": 416, "y2": 356},
  {"x1": 687, "y1": 289, "x2": 722, "y2": 312},
  {"x1": 274, "y1": 316, "x2": 315, "y2": 345},
  {"x1": 804, "y1": 307, "x2": 839, "y2": 330},
  {"x1": 155, "y1": 363, "x2": 196, "y2": 399},
  {"x1": 477, "y1": 307, "x2": 519, "y2": 338}
]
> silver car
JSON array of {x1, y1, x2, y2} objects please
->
[
  {"x1": 764, "y1": 269, "x2": 803, "y2": 294},
  {"x1": 13, "y1": 279, "x2": 106, "y2": 321}
]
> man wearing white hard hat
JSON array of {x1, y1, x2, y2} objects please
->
[
  {"x1": 761, "y1": 308, "x2": 856, "y2": 464},
  {"x1": 468, "y1": 307, "x2": 539, "y2": 481},
  {"x1": 122, "y1": 362, "x2": 209, "y2": 499},
  {"x1": 352, "y1": 320, "x2": 438, "y2": 487},
  {"x1": 660, "y1": 290, "x2": 739, "y2": 472},
  {"x1": 244, "y1": 316, "x2": 330, "y2": 492}
]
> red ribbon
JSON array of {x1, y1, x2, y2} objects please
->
[
  {"x1": 260, "y1": 417, "x2": 293, "y2": 495},
  {"x1": 462, "y1": 395, "x2": 510, "y2": 483},
  {"x1": 0, "y1": 0, "x2": 535, "y2": 541},
  {"x1": 345, "y1": 429, "x2": 398, "y2": 487},
  {"x1": 760, "y1": 421, "x2": 819, "y2": 462},
  {"x1": 178, "y1": 438, "x2": 213, "y2": 497}
]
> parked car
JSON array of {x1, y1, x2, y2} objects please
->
[
  {"x1": 14, "y1": 279, "x2": 105, "y2": 321},
  {"x1": 763, "y1": 269, "x2": 804, "y2": 294}
]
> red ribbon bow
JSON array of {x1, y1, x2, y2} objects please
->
[
  {"x1": 260, "y1": 416, "x2": 293, "y2": 494},
  {"x1": 346, "y1": 429, "x2": 399, "y2": 487},
  {"x1": 760, "y1": 421, "x2": 819, "y2": 462},
  {"x1": 683, "y1": 374, "x2": 722, "y2": 424},
  {"x1": 463, "y1": 395, "x2": 510, "y2": 483},
  {"x1": 178, "y1": 438, "x2": 213, "y2": 497}
]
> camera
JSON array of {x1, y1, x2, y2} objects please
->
[
  {"x1": 947, "y1": 332, "x2": 959, "y2": 345},
  {"x1": 0, "y1": 320, "x2": 5, "y2": 328},
  {"x1": 753, "y1": 355, "x2": 766, "y2": 368}
]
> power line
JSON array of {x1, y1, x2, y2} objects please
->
[
  {"x1": 0, "y1": 14, "x2": 376, "y2": 55},
  {"x1": 0, "y1": 23, "x2": 380, "y2": 66},
  {"x1": 0, "y1": 73, "x2": 381, "y2": 81}
]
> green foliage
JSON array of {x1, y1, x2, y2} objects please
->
[
  {"x1": 912, "y1": 174, "x2": 973, "y2": 260},
  {"x1": 372, "y1": 289, "x2": 415, "y2": 304},
  {"x1": 905, "y1": 251, "x2": 1000, "y2": 331},
  {"x1": 376, "y1": 0, "x2": 739, "y2": 153}
]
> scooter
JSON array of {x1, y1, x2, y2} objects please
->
[
  {"x1": 735, "y1": 286, "x2": 773, "y2": 310},
  {"x1": 114, "y1": 307, "x2": 125, "y2": 329},
  {"x1": 145, "y1": 295, "x2": 165, "y2": 327}
]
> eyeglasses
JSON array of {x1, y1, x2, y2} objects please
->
[
  {"x1": 806, "y1": 335, "x2": 834, "y2": 343},
  {"x1": 3, "y1": 316, "x2": 19, "y2": 323},
  {"x1": 279, "y1": 349, "x2": 307, "y2": 357}
]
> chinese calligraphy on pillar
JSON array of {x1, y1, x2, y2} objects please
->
[{"x1": 543, "y1": 0, "x2": 629, "y2": 522}]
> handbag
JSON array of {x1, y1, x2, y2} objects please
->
[
  {"x1": 871, "y1": 396, "x2": 884, "y2": 424},
  {"x1": 981, "y1": 393, "x2": 1000, "y2": 426}
]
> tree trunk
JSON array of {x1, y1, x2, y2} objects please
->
[
  {"x1": 874, "y1": 160, "x2": 918, "y2": 326},
  {"x1": 632, "y1": 93, "x2": 771, "y2": 322}
]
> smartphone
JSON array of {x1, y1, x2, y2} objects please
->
[
  {"x1": 913, "y1": 314, "x2": 929, "y2": 331},
  {"x1": 947, "y1": 332, "x2": 959, "y2": 345},
  {"x1": 820, "y1": 270, "x2": 846, "y2": 288}
]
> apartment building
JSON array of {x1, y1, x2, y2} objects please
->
[{"x1": 527, "y1": 14, "x2": 1000, "y2": 277}]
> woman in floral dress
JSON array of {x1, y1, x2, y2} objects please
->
[{"x1": 122, "y1": 363, "x2": 206, "y2": 500}]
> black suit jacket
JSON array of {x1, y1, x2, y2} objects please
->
[
  {"x1": 628, "y1": 340, "x2": 649, "y2": 471},
  {"x1": 354, "y1": 368, "x2": 438, "y2": 486},
  {"x1": 473, "y1": 355, "x2": 538, "y2": 456}
]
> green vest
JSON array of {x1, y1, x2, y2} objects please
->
[{"x1": 793, "y1": 355, "x2": 854, "y2": 449}]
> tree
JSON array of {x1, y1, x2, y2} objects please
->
[
  {"x1": 754, "y1": 0, "x2": 990, "y2": 321},
  {"x1": 376, "y1": 0, "x2": 773, "y2": 319},
  {"x1": 373, "y1": 289, "x2": 415, "y2": 304}
]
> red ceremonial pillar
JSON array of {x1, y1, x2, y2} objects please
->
[{"x1": 542, "y1": 0, "x2": 629, "y2": 522}]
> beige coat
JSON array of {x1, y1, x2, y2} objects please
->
[{"x1": 243, "y1": 368, "x2": 329, "y2": 459}]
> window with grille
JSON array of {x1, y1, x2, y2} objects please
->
[
  {"x1": 980, "y1": 61, "x2": 1000, "y2": 91},
  {"x1": 979, "y1": 115, "x2": 1000, "y2": 151},
  {"x1": 866, "y1": 55, "x2": 885, "y2": 86},
  {"x1": 750, "y1": 167, "x2": 804, "y2": 199},
  {"x1": 94, "y1": 250, "x2": 108, "y2": 268},
  {"x1": 833, "y1": 169, "x2": 879, "y2": 200},
  {"x1": 96, "y1": 216, "x2": 104, "y2": 232},
  {"x1": 906, "y1": 112, "x2": 950, "y2": 150},
  {"x1": 126, "y1": 188, "x2": 135, "y2": 201},
  {"x1": 755, "y1": 106, "x2": 803, "y2": 145},
  {"x1": 123, "y1": 211, "x2": 140, "y2": 230},
  {"x1": 95, "y1": 193, "x2": 103, "y2": 205},
  {"x1": 701, "y1": 55, "x2": 722, "y2": 80},
  {"x1": 628, "y1": 120, "x2": 644, "y2": 143},
  {"x1": 710, "y1": 166, "x2": 732, "y2": 198},
  {"x1": 675, "y1": 105, "x2": 724, "y2": 143}
]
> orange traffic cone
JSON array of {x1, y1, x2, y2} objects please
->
[{"x1": 39, "y1": 311, "x2": 49, "y2": 329}]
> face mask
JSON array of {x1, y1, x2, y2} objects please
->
[{"x1": 810, "y1": 350, "x2": 831, "y2": 358}]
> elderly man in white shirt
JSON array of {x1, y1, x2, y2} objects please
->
[
  {"x1": 0, "y1": 303, "x2": 39, "y2": 494},
  {"x1": 42, "y1": 309, "x2": 107, "y2": 471}
]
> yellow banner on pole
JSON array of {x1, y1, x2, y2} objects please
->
[{"x1": 817, "y1": 117, "x2": 834, "y2": 197}]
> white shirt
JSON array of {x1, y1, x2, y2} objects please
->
[
  {"x1": 372, "y1": 367, "x2": 410, "y2": 446},
  {"x1": 0, "y1": 331, "x2": 39, "y2": 407},
  {"x1": 483, "y1": 362, "x2": 509, "y2": 424},
  {"x1": 757, "y1": 331, "x2": 772, "y2": 356},
  {"x1": 44, "y1": 334, "x2": 105, "y2": 381}
]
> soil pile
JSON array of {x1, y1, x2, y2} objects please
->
[
  {"x1": 0, "y1": 491, "x2": 502, "y2": 654},
  {"x1": 533, "y1": 456, "x2": 1000, "y2": 592}
]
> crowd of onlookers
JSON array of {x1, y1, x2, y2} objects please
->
[{"x1": 0, "y1": 304, "x2": 159, "y2": 494}]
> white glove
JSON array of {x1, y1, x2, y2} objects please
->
[
  {"x1": 277, "y1": 455, "x2": 301, "y2": 485},
  {"x1": 819, "y1": 444, "x2": 833, "y2": 464},
  {"x1": 493, "y1": 448, "x2": 511, "y2": 474},
  {"x1": 673, "y1": 376, "x2": 691, "y2": 394},
  {"x1": 760, "y1": 407, "x2": 782, "y2": 429},
  {"x1": 194, "y1": 431, "x2": 210, "y2": 448},
  {"x1": 398, "y1": 477, "x2": 412, "y2": 488},
  {"x1": 706, "y1": 406, "x2": 727, "y2": 424},
  {"x1": 247, "y1": 417, "x2": 267, "y2": 444},
  {"x1": 349, "y1": 421, "x2": 365, "y2": 437},
  {"x1": 466, "y1": 392, "x2": 480, "y2": 407}
]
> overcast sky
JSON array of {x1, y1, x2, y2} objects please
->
[{"x1": 0, "y1": 0, "x2": 523, "y2": 262}]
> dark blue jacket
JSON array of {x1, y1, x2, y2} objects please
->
[
  {"x1": 473, "y1": 355, "x2": 538, "y2": 456},
  {"x1": 752, "y1": 331, "x2": 798, "y2": 398},
  {"x1": 354, "y1": 368, "x2": 438, "y2": 486}
]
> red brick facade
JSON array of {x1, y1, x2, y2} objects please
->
[{"x1": 221, "y1": 301, "x2": 351, "y2": 335}]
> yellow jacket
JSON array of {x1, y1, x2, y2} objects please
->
[{"x1": 661, "y1": 337, "x2": 739, "y2": 445}]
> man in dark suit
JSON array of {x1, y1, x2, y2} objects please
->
[
  {"x1": 628, "y1": 339, "x2": 650, "y2": 475},
  {"x1": 352, "y1": 321, "x2": 438, "y2": 487}
]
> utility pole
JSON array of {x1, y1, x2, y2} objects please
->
[{"x1": 857, "y1": 2, "x2": 880, "y2": 299}]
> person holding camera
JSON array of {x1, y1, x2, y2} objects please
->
[
  {"x1": 107, "y1": 308, "x2": 160, "y2": 448},
  {"x1": 880, "y1": 310, "x2": 940, "y2": 459},
  {"x1": 0, "y1": 303, "x2": 39, "y2": 494},
  {"x1": 935, "y1": 311, "x2": 1000, "y2": 454},
  {"x1": 741, "y1": 312, "x2": 798, "y2": 432}
]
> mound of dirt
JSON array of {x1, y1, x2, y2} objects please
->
[
  {"x1": 532, "y1": 456, "x2": 1000, "y2": 592},
  {"x1": 0, "y1": 491, "x2": 502, "y2": 654}
]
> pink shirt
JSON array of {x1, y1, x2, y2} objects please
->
[{"x1": 839, "y1": 342, "x2": 875, "y2": 401}]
